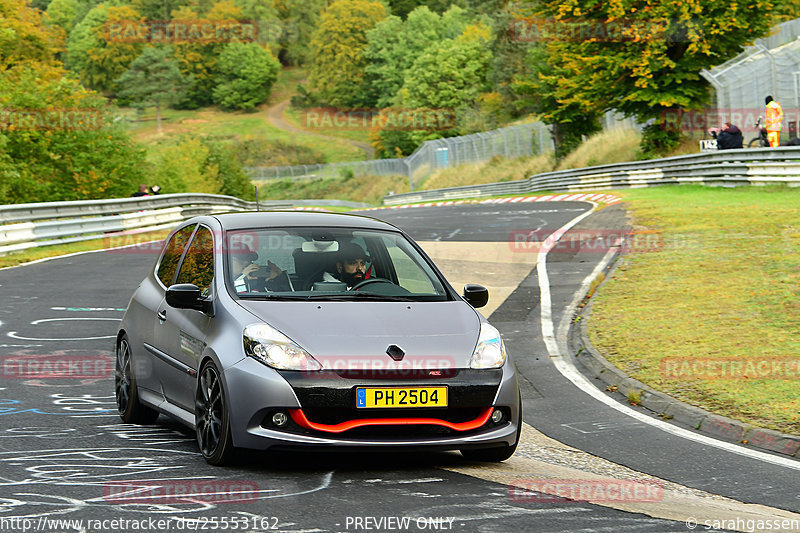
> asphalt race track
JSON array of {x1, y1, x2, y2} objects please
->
[{"x1": 0, "y1": 201, "x2": 796, "y2": 532}]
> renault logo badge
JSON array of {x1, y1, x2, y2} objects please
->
[{"x1": 386, "y1": 345, "x2": 405, "y2": 361}]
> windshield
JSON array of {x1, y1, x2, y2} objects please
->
[{"x1": 225, "y1": 227, "x2": 451, "y2": 302}]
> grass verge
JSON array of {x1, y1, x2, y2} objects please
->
[
  {"x1": 0, "y1": 230, "x2": 171, "y2": 269},
  {"x1": 257, "y1": 174, "x2": 410, "y2": 206},
  {"x1": 589, "y1": 185, "x2": 800, "y2": 435}
]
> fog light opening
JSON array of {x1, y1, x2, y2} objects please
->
[
  {"x1": 491, "y1": 409, "x2": 504, "y2": 424},
  {"x1": 272, "y1": 411, "x2": 289, "y2": 427}
]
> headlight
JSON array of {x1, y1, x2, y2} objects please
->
[
  {"x1": 470, "y1": 323, "x2": 507, "y2": 369},
  {"x1": 243, "y1": 323, "x2": 322, "y2": 371}
]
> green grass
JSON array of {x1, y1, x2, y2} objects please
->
[
  {"x1": 267, "y1": 67, "x2": 308, "y2": 105},
  {"x1": 121, "y1": 108, "x2": 364, "y2": 163},
  {"x1": 556, "y1": 126, "x2": 641, "y2": 170},
  {"x1": 420, "y1": 154, "x2": 555, "y2": 191},
  {"x1": 589, "y1": 185, "x2": 800, "y2": 435},
  {"x1": 257, "y1": 174, "x2": 409, "y2": 206}
]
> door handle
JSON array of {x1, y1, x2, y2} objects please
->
[{"x1": 157, "y1": 310, "x2": 167, "y2": 321}]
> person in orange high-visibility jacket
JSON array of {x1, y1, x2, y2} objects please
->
[{"x1": 765, "y1": 95, "x2": 783, "y2": 147}]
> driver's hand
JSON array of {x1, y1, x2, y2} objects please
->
[{"x1": 265, "y1": 261, "x2": 283, "y2": 280}]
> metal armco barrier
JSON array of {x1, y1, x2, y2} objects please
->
[
  {"x1": 0, "y1": 193, "x2": 294, "y2": 255},
  {"x1": 382, "y1": 147, "x2": 800, "y2": 205}
]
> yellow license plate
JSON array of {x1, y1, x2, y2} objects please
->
[{"x1": 356, "y1": 387, "x2": 448, "y2": 408}]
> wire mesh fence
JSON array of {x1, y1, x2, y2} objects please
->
[
  {"x1": 245, "y1": 122, "x2": 555, "y2": 188},
  {"x1": 701, "y1": 18, "x2": 800, "y2": 138}
]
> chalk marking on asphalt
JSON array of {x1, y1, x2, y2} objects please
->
[
  {"x1": 8, "y1": 317, "x2": 121, "y2": 341},
  {"x1": 538, "y1": 202, "x2": 800, "y2": 472}
]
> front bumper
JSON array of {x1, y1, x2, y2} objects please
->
[{"x1": 223, "y1": 357, "x2": 520, "y2": 451}]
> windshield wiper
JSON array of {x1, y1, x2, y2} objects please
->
[
  {"x1": 237, "y1": 294, "x2": 307, "y2": 300},
  {"x1": 304, "y1": 293, "x2": 415, "y2": 302}
]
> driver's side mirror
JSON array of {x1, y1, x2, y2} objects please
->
[
  {"x1": 166, "y1": 284, "x2": 213, "y2": 315},
  {"x1": 463, "y1": 284, "x2": 489, "y2": 308}
]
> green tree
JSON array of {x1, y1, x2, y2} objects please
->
[
  {"x1": 212, "y1": 42, "x2": 280, "y2": 110},
  {"x1": 399, "y1": 22, "x2": 492, "y2": 110},
  {"x1": 387, "y1": 0, "x2": 462, "y2": 18},
  {"x1": 65, "y1": 4, "x2": 144, "y2": 92},
  {"x1": 535, "y1": 0, "x2": 776, "y2": 155},
  {"x1": 363, "y1": 6, "x2": 468, "y2": 107},
  {"x1": 234, "y1": 0, "x2": 281, "y2": 51},
  {"x1": 373, "y1": 22, "x2": 493, "y2": 157},
  {"x1": 274, "y1": 0, "x2": 325, "y2": 65},
  {"x1": 308, "y1": 0, "x2": 387, "y2": 107},
  {"x1": 116, "y1": 46, "x2": 189, "y2": 132},
  {"x1": 150, "y1": 135, "x2": 254, "y2": 198}
]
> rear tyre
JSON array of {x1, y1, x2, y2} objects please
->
[
  {"x1": 460, "y1": 395, "x2": 522, "y2": 462},
  {"x1": 115, "y1": 335, "x2": 159, "y2": 424},
  {"x1": 196, "y1": 361, "x2": 236, "y2": 466}
]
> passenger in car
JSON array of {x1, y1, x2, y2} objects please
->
[{"x1": 232, "y1": 247, "x2": 292, "y2": 293}]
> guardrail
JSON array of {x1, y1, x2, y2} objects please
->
[
  {"x1": 383, "y1": 147, "x2": 800, "y2": 205},
  {"x1": 0, "y1": 193, "x2": 296, "y2": 255}
]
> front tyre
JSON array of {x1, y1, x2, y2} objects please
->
[
  {"x1": 196, "y1": 361, "x2": 236, "y2": 465},
  {"x1": 115, "y1": 335, "x2": 159, "y2": 424},
  {"x1": 460, "y1": 396, "x2": 522, "y2": 462}
]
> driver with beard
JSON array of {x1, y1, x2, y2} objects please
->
[{"x1": 322, "y1": 241, "x2": 369, "y2": 289}]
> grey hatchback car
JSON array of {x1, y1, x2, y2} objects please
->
[{"x1": 116, "y1": 211, "x2": 521, "y2": 465}]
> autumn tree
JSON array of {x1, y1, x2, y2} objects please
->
[
  {"x1": 512, "y1": 45, "x2": 601, "y2": 160},
  {"x1": 65, "y1": 4, "x2": 145, "y2": 92},
  {"x1": 1, "y1": 0, "x2": 63, "y2": 68},
  {"x1": 534, "y1": 0, "x2": 776, "y2": 155},
  {"x1": 308, "y1": 0, "x2": 387, "y2": 107},
  {"x1": 116, "y1": 46, "x2": 189, "y2": 131},
  {"x1": 0, "y1": 63, "x2": 147, "y2": 203}
]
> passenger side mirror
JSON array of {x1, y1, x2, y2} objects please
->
[
  {"x1": 166, "y1": 284, "x2": 212, "y2": 315},
  {"x1": 463, "y1": 284, "x2": 489, "y2": 308}
]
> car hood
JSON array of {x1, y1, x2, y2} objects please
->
[{"x1": 236, "y1": 300, "x2": 481, "y2": 369}]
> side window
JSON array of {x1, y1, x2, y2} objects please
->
[
  {"x1": 176, "y1": 226, "x2": 215, "y2": 297},
  {"x1": 157, "y1": 224, "x2": 196, "y2": 287}
]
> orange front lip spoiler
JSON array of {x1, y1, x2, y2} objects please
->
[{"x1": 289, "y1": 407, "x2": 495, "y2": 434}]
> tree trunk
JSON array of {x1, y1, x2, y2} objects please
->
[{"x1": 156, "y1": 103, "x2": 162, "y2": 133}]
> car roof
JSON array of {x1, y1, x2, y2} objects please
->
[{"x1": 208, "y1": 210, "x2": 399, "y2": 232}]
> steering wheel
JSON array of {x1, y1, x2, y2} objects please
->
[{"x1": 350, "y1": 278, "x2": 393, "y2": 291}]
